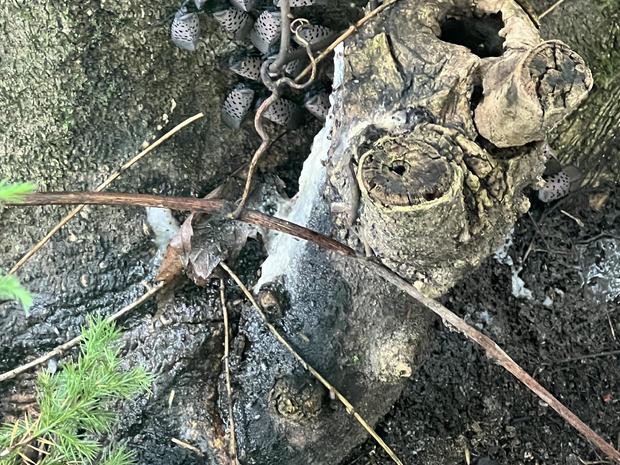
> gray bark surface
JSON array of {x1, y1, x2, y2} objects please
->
[{"x1": 0, "y1": 2, "x2": 270, "y2": 464}]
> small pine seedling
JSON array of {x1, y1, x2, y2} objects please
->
[
  {"x1": 0, "y1": 317, "x2": 151, "y2": 465},
  {"x1": 0, "y1": 180, "x2": 36, "y2": 313}
]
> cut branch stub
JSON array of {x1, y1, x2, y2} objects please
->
[
  {"x1": 475, "y1": 40, "x2": 593, "y2": 148},
  {"x1": 358, "y1": 142, "x2": 455, "y2": 208},
  {"x1": 356, "y1": 125, "x2": 466, "y2": 292}
]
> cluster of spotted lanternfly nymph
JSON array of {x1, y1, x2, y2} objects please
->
[
  {"x1": 169, "y1": 0, "x2": 576, "y2": 204},
  {"x1": 170, "y1": 0, "x2": 333, "y2": 130}
]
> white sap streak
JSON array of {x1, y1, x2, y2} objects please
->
[
  {"x1": 146, "y1": 207, "x2": 180, "y2": 254},
  {"x1": 257, "y1": 45, "x2": 346, "y2": 289}
]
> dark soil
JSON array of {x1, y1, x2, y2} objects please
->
[{"x1": 344, "y1": 186, "x2": 620, "y2": 465}]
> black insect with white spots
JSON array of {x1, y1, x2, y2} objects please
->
[
  {"x1": 274, "y1": 0, "x2": 327, "y2": 6},
  {"x1": 222, "y1": 85, "x2": 256, "y2": 129},
  {"x1": 171, "y1": 9, "x2": 200, "y2": 51},
  {"x1": 538, "y1": 170, "x2": 570, "y2": 203},
  {"x1": 170, "y1": 1, "x2": 335, "y2": 132},
  {"x1": 250, "y1": 11, "x2": 282, "y2": 54},
  {"x1": 304, "y1": 91, "x2": 330, "y2": 121},
  {"x1": 284, "y1": 58, "x2": 305, "y2": 77},
  {"x1": 213, "y1": 8, "x2": 254, "y2": 40},
  {"x1": 263, "y1": 97, "x2": 302, "y2": 128},
  {"x1": 229, "y1": 55, "x2": 262, "y2": 81}
]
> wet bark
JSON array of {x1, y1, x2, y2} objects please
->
[{"x1": 234, "y1": 0, "x2": 593, "y2": 463}]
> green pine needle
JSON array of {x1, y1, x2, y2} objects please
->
[
  {"x1": 100, "y1": 445, "x2": 137, "y2": 465},
  {"x1": 0, "y1": 180, "x2": 36, "y2": 204},
  {"x1": 0, "y1": 317, "x2": 151, "y2": 465},
  {"x1": 0, "y1": 274, "x2": 33, "y2": 313}
]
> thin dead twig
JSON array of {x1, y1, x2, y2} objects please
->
[
  {"x1": 171, "y1": 438, "x2": 204, "y2": 456},
  {"x1": 0, "y1": 281, "x2": 166, "y2": 383},
  {"x1": 219, "y1": 279, "x2": 239, "y2": 465},
  {"x1": 264, "y1": 21, "x2": 319, "y2": 92},
  {"x1": 576, "y1": 233, "x2": 620, "y2": 245},
  {"x1": 8, "y1": 113, "x2": 204, "y2": 276},
  {"x1": 14, "y1": 192, "x2": 354, "y2": 257},
  {"x1": 546, "y1": 350, "x2": 620, "y2": 365},
  {"x1": 219, "y1": 262, "x2": 404, "y2": 465},
  {"x1": 560, "y1": 209, "x2": 585, "y2": 228},
  {"x1": 528, "y1": 212, "x2": 553, "y2": 252},
  {"x1": 11, "y1": 190, "x2": 620, "y2": 464},
  {"x1": 231, "y1": 21, "x2": 319, "y2": 218},
  {"x1": 539, "y1": 0, "x2": 567, "y2": 20},
  {"x1": 578, "y1": 459, "x2": 612, "y2": 465},
  {"x1": 230, "y1": 93, "x2": 280, "y2": 219}
]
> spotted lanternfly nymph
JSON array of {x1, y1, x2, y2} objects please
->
[
  {"x1": 171, "y1": 9, "x2": 200, "y2": 51},
  {"x1": 250, "y1": 11, "x2": 282, "y2": 54},
  {"x1": 274, "y1": 0, "x2": 327, "y2": 6},
  {"x1": 293, "y1": 24, "x2": 333, "y2": 45},
  {"x1": 263, "y1": 98, "x2": 302, "y2": 129},
  {"x1": 222, "y1": 86, "x2": 256, "y2": 129},
  {"x1": 283, "y1": 58, "x2": 306, "y2": 77},
  {"x1": 213, "y1": 8, "x2": 254, "y2": 40},
  {"x1": 170, "y1": 0, "x2": 333, "y2": 133},
  {"x1": 304, "y1": 91, "x2": 330, "y2": 121},
  {"x1": 229, "y1": 55, "x2": 263, "y2": 81},
  {"x1": 538, "y1": 171, "x2": 570, "y2": 203}
]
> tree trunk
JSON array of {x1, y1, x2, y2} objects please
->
[{"x1": 233, "y1": 0, "x2": 593, "y2": 463}]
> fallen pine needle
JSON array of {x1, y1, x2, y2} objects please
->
[
  {"x1": 171, "y1": 438, "x2": 204, "y2": 456},
  {"x1": 539, "y1": 0, "x2": 566, "y2": 20},
  {"x1": 219, "y1": 279, "x2": 239, "y2": 465}
]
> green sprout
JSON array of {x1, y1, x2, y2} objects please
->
[
  {"x1": 0, "y1": 275, "x2": 33, "y2": 313},
  {"x1": 0, "y1": 180, "x2": 36, "y2": 313},
  {"x1": 0, "y1": 180, "x2": 36, "y2": 204},
  {"x1": 0, "y1": 317, "x2": 151, "y2": 465}
]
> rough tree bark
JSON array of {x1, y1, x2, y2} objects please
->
[{"x1": 0, "y1": 0, "x2": 613, "y2": 464}]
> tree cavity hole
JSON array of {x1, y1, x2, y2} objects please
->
[{"x1": 439, "y1": 12, "x2": 505, "y2": 58}]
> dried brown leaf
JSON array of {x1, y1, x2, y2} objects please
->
[{"x1": 156, "y1": 212, "x2": 253, "y2": 286}]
